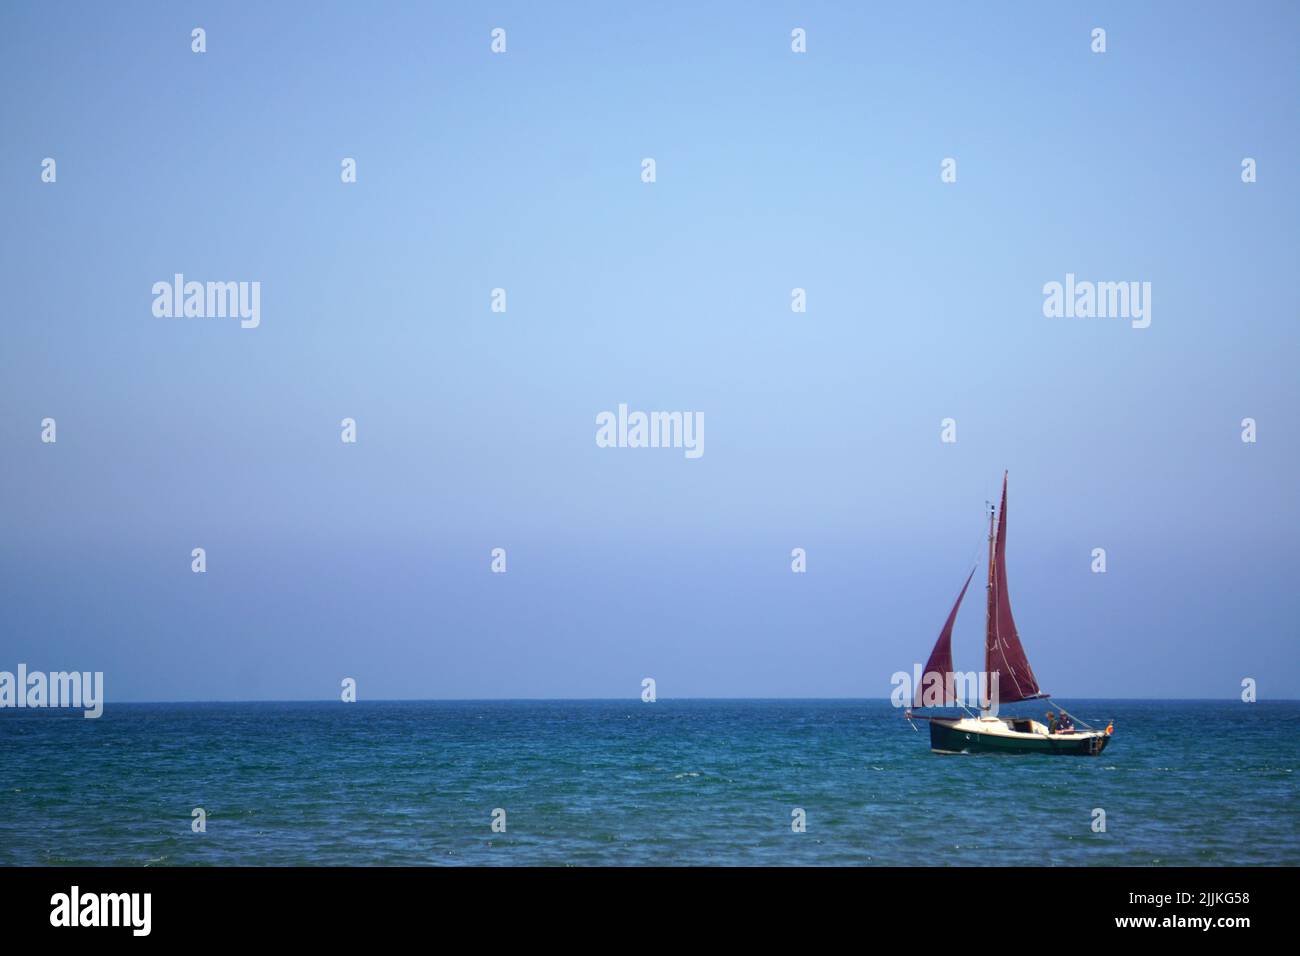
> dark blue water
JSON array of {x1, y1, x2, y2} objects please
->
[{"x1": 1, "y1": 700, "x2": 1295, "y2": 866}]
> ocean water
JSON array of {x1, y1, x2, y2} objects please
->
[{"x1": 0, "y1": 699, "x2": 1295, "y2": 866}]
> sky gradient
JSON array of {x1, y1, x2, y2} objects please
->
[{"x1": 1, "y1": 2, "x2": 1296, "y2": 701}]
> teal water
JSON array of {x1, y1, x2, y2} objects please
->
[{"x1": 1, "y1": 700, "x2": 1295, "y2": 866}]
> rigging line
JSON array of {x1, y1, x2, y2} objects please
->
[
  {"x1": 951, "y1": 548, "x2": 978, "y2": 710},
  {"x1": 949, "y1": 517, "x2": 982, "y2": 707},
  {"x1": 1046, "y1": 696, "x2": 1096, "y2": 731},
  {"x1": 995, "y1": 639, "x2": 1029, "y2": 702},
  {"x1": 967, "y1": 507, "x2": 989, "y2": 571}
]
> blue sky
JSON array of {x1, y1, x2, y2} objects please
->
[{"x1": 1, "y1": 2, "x2": 1296, "y2": 700}]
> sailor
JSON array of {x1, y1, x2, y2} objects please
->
[
  {"x1": 1058, "y1": 711, "x2": 1074, "y2": 732},
  {"x1": 1045, "y1": 711, "x2": 1057, "y2": 734}
]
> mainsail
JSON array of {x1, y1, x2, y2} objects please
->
[
  {"x1": 985, "y1": 472, "x2": 1043, "y2": 704},
  {"x1": 917, "y1": 567, "x2": 976, "y2": 706}
]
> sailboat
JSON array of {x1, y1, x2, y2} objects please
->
[{"x1": 905, "y1": 473, "x2": 1114, "y2": 756}]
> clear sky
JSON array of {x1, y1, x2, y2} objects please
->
[{"x1": 1, "y1": 2, "x2": 1296, "y2": 701}]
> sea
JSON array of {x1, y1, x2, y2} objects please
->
[{"x1": 1, "y1": 699, "x2": 1295, "y2": 866}]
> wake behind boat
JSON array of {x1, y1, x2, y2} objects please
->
[{"x1": 905, "y1": 473, "x2": 1114, "y2": 756}]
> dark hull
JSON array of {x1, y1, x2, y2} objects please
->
[{"x1": 929, "y1": 721, "x2": 1110, "y2": 756}]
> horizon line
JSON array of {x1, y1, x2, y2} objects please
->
[{"x1": 15, "y1": 695, "x2": 1293, "y2": 706}]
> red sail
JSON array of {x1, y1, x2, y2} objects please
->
[
  {"x1": 985, "y1": 473, "x2": 1042, "y2": 705},
  {"x1": 917, "y1": 567, "x2": 976, "y2": 706}
]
